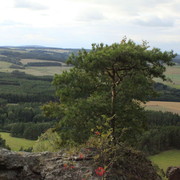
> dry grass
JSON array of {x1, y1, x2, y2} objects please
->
[{"x1": 145, "y1": 101, "x2": 180, "y2": 115}]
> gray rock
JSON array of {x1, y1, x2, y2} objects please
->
[
  {"x1": 166, "y1": 166, "x2": 180, "y2": 180},
  {"x1": 0, "y1": 148, "x2": 162, "y2": 180}
]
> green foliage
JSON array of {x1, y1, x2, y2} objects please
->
[
  {"x1": 19, "y1": 146, "x2": 33, "y2": 152},
  {"x1": 6, "y1": 103, "x2": 52, "y2": 124},
  {"x1": 33, "y1": 128, "x2": 62, "y2": 152},
  {"x1": 138, "y1": 126, "x2": 180, "y2": 154},
  {"x1": 0, "y1": 100, "x2": 55, "y2": 141},
  {"x1": 25, "y1": 62, "x2": 62, "y2": 67},
  {"x1": 0, "y1": 72, "x2": 55, "y2": 103},
  {"x1": 0, "y1": 135, "x2": 10, "y2": 150},
  {"x1": 10, "y1": 122, "x2": 53, "y2": 140},
  {"x1": 146, "y1": 110, "x2": 180, "y2": 127},
  {"x1": 153, "y1": 82, "x2": 180, "y2": 101},
  {"x1": 137, "y1": 110, "x2": 180, "y2": 154},
  {"x1": 84, "y1": 131, "x2": 160, "y2": 180},
  {"x1": 47, "y1": 39, "x2": 176, "y2": 146}
]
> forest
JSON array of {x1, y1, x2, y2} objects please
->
[
  {"x1": 0, "y1": 40, "x2": 179, "y2": 180},
  {"x1": 0, "y1": 71, "x2": 56, "y2": 140}
]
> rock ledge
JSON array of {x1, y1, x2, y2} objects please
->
[{"x1": 0, "y1": 148, "x2": 161, "y2": 180}]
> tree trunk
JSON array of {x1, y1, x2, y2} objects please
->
[{"x1": 111, "y1": 69, "x2": 116, "y2": 141}]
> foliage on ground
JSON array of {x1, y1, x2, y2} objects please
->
[{"x1": 63, "y1": 131, "x2": 162, "y2": 180}]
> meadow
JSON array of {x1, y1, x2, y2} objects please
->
[
  {"x1": 156, "y1": 65, "x2": 180, "y2": 89},
  {"x1": 0, "y1": 132, "x2": 35, "y2": 151},
  {"x1": 0, "y1": 61, "x2": 14, "y2": 73},
  {"x1": 19, "y1": 66, "x2": 71, "y2": 76},
  {"x1": 149, "y1": 149, "x2": 180, "y2": 172},
  {"x1": 0, "y1": 60, "x2": 71, "y2": 76}
]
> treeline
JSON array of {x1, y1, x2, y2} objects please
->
[
  {"x1": 0, "y1": 48, "x2": 72, "y2": 65},
  {"x1": 138, "y1": 126, "x2": 180, "y2": 154},
  {"x1": 146, "y1": 111, "x2": 180, "y2": 127},
  {"x1": 137, "y1": 110, "x2": 180, "y2": 155},
  {"x1": 6, "y1": 122, "x2": 53, "y2": 140},
  {"x1": 11, "y1": 70, "x2": 53, "y2": 81},
  {"x1": 0, "y1": 103, "x2": 56, "y2": 140},
  {"x1": 153, "y1": 82, "x2": 180, "y2": 102},
  {"x1": 0, "y1": 72, "x2": 57, "y2": 140},
  {"x1": 0, "y1": 72, "x2": 55, "y2": 103},
  {"x1": 4, "y1": 103, "x2": 53, "y2": 124},
  {"x1": 25, "y1": 62, "x2": 62, "y2": 67},
  {"x1": 0, "y1": 93, "x2": 55, "y2": 103}
]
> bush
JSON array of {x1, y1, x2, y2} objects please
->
[
  {"x1": 33, "y1": 128, "x2": 62, "y2": 152},
  {"x1": 0, "y1": 135, "x2": 10, "y2": 150}
]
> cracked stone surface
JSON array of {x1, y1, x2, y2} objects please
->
[{"x1": 0, "y1": 148, "x2": 162, "y2": 180}]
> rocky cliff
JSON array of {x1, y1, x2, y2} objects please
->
[{"x1": 0, "y1": 148, "x2": 162, "y2": 180}]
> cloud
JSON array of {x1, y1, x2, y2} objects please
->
[
  {"x1": 134, "y1": 16, "x2": 174, "y2": 27},
  {"x1": 24, "y1": 33, "x2": 54, "y2": 42},
  {"x1": 0, "y1": 20, "x2": 27, "y2": 27},
  {"x1": 77, "y1": 9, "x2": 105, "y2": 22},
  {"x1": 14, "y1": 0, "x2": 48, "y2": 10}
]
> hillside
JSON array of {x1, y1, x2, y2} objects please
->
[
  {"x1": 0, "y1": 46, "x2": 78, "y2": 63},
  {"x1": 173, "y1": 55, "x2": 180, "y2": 64},
  {"x1": 0, "y1": 71, "x2": 55, "y2": 103},
  {"x1": 0, "y1": 46, "x2": 77, "y2": 76}
]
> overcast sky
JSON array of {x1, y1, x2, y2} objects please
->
[{"x1": 0, "y1": 0, "x2": 179, "y2": 52}]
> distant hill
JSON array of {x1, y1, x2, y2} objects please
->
[
  {"x1": 173, "y1": 55, "x2": 180, "y2": 64},
  {"x1": 0, "y1": 46, "x2": 79, "y2": 64},
  {"x1": 0, "y1": 46, "x2": 77, "y2": 76}
]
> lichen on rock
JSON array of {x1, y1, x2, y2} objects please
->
[{"x1": 0, "y1": 147, "x2": 162, "y2": 180}]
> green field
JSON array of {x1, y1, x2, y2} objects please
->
[
  {"x1": 0, "y1": 46, "x2": 73, "y2": 76},
  {"x1": 20, "y1": 66, "x2": 71, "y2": 76},
  {"x1": 0, "y1": 132, "x2": 35, "y2": 151},
  {"x1": 156, "y1": 65, "x2": 180, "y2": 89},
  {"x1": 0, "y1": 60, "x2": 70, "y2": 76},
  {"x1": 149, "y1": 149, "x2": 180, "y2": 172}
]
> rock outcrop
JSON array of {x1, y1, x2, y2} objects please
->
[
  {"x1": 166, "y1": 166, "x2": 180, "y2": 180},
  {"x1": 0, "y1": 148, "x2": 162, "y2": 180}
]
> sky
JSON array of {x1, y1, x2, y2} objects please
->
[{"x1": 0, "y1": 0, "x2": 179, "y2": 53}]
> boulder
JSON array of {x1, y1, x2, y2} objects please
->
[{"x1": 166, "y1": 166, "x2": 180, "y2": 180}]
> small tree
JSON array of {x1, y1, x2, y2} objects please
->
[{"x1": 46, "y1": 38, "x2": 176, "y2": 145}]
